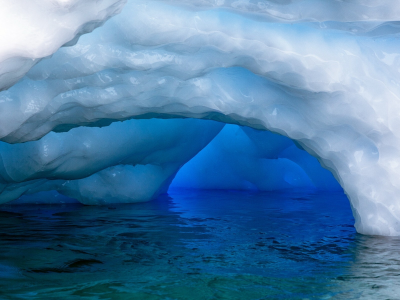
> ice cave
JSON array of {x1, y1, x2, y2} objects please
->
[{"x1": 2, "y1": 0, "x2": 400, "y2": 298}]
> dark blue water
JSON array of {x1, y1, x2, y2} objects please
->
[{"x1": 0, "y1": 189, "x2": 399, "y2": 299}]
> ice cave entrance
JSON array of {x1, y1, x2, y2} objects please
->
[{"x1": 170, "y1": 123, "x2": 342, "y2": 193}]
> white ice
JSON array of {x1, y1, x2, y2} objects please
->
[{"x1": 171, "y1": 124, "x2": 341, "y2": 192}]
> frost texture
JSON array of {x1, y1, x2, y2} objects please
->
[{"x1": 1, "y1": 0, "x2": 400, "y2": 235}]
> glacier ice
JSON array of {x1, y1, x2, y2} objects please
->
[{"x1": 2, "y1": 0, "x2": 400, "y2": 235}]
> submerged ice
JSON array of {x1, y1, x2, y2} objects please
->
[{"x1": 1, "y1": 0, "x2": 400, "y2": 235}]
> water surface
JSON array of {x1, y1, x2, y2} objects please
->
[{"x1": 0, "y1": 190, "x2": 399, "y2": 299}]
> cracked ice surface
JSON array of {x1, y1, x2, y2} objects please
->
[{"x1": 2, "y1": 0, "x2": 400, "y2": 235}]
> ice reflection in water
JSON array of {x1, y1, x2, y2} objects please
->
[{"x1": 0, "y1": 190, "x2": 399, "y2": 299}]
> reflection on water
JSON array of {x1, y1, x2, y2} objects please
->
[{"x1": 0, "y1": 189, "x2": 399, "y2": 299}]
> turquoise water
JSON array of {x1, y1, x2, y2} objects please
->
[{"x1": 0, "y1": 189, "x2": 399, "y2": 299}]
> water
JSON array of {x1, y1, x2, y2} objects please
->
[{"x1": 0, "y1": 189, "x2": 399, "y2": 299}]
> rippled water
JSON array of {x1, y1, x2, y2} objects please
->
[{"x1": 0, "y1": 189, "x2": 399, "y2": 299}]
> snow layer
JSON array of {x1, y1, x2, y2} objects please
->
[{"x1": 1, "y1": 0, "x2": 400, "y2": 235}]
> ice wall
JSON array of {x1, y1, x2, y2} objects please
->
[
  {"x1": 2, "y1": 0, "x2": 400, "y2": 235},
  {"x1": 5, "y1": 121, "x2": 339, "y2": 205}
]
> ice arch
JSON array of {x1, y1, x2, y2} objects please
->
[{"x1": 2, "y1": 0, "x2": 400, "y2": 235}]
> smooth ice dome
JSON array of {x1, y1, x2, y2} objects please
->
[{"x1": 2, "y1": 0, "x2": 400, "y2": 236}]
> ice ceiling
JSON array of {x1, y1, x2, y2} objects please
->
[{"x1": 1, "y1": 0, "x2": 400, "y2": 236}]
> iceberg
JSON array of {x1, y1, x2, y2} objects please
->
[{"x1": 1, "y1": 0, "x2": 400, "y2": 235}]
